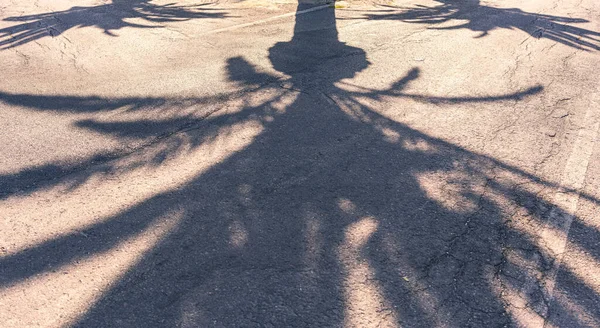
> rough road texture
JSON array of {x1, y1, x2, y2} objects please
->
[{"x1": 0, "y1": 0, "x2": 599, "y2": 327}]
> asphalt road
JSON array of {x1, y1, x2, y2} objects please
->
[{"x1": 1, "y1": 0, "x2": 599, "y2": 327}]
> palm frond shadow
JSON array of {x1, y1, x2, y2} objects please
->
[
  {"x1": 366, "y1": 0, "x2": 600, "y2": 50},
  {"x1": 0, "y1": 0, "x2": 226, "y2": 49}
]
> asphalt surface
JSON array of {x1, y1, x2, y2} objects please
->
[{"x1": 1, "y1": 0, "x2": 599, "y2": 327}]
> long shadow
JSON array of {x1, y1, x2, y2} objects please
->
[
  {"x1": 0, "y1": 84, "x2": 280, "y2": 198},
  {"x1": 1, "y1": 2, "x2": 599, "y2": 328},
  {"x1": 0, "y1": 71, "x2": 546, "y2": 200},
  {"x1": 0, "y1": 0, "x2": 225, "y2": 49},
  {"x1": 365, "y1": 0, "x2": 600, "y2": 50}
]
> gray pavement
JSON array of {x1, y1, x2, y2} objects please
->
[{"x1": 0, "y1": 0, "x2": 599, "y2": 327}]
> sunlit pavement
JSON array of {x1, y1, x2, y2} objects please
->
[{"x1": 1, "y1": 0, "x2": 599, "y2": 327}]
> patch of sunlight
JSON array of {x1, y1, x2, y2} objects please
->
[
  {"x1": 402, "y1": 138, "x2": 434, "y2": 152},
  {"x1": 492, "y1": 275, "x2": 546, "y2": 328},
  {"x1": 0, "y1": 119, "x2": 264, "y2": 258},
  {"x1": 496, "y1": 207, "x2": 600, "y2": 327},
  {"x1": 380, "y1": 127, "x2": 400, "y2": 143},
  {"x1": 331, "y1": 94, "x2": 372, "y2": 123},
  {"x1": 540, "y1": 226, "x2": 600, "y2": 296},
  {"x1": 338, "y1": 216, "x2": 400, "y2": 328},
  {"x1": 415, "y1": 170, "x2": 480, "y2": 215},
  {"x1": 0, "y1": 209, "x2": 184, "y2": 328},
  {"x1": 380, "y1": 233, "x2": 448, "y2": 326},
  {"x1": 547, "y1": 290, "x2": 600, "y2": 328},
  {"x1": 228, "y1": 220, "x2": 249, "y2": 248},
  {"x1": 338, "y1": 198, "x2": 357, "y2": 213}
]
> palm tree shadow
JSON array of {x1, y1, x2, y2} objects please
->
[
  {"x1": 0, "y1": 0, "x2": 226, "y2": 49},
  {"x1": 365, "y1": 0, "x2": 600, "y2": 50},
  {"x1": 1, "y1": 2, "x2": 599, "y2": 328}
]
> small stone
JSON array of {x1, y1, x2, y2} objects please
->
[{"x1": 332, "y1": 1, "x2": 349, "y2": 8}]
